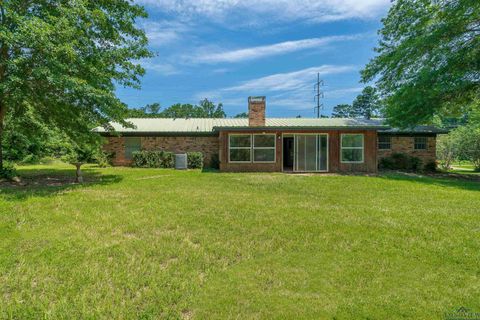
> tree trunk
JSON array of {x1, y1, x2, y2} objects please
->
[
  {"x1": 0, "y1": 101, "x2": 5, "y2": 172},
  {"x1": 0, "y1": 30, "x2": 8, "y2": 172},
  {"x1": 75, "y1": 163, "x2": 84, "y2": 183}
]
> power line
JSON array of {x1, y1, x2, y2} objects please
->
[{"x1": 314, "y1": 73, "x2": 324, "y2": 118}]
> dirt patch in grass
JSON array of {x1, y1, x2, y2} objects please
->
[
  {"x1": 0, "y1": 173, "x2": 94, "y2": 188},
  {"x1": 393, "y1": 171, "x2": 480, "y2": 182}
]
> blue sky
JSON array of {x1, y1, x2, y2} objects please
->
[{"x1": 117, "y1": 0, "x2": 391, "y2": 118}]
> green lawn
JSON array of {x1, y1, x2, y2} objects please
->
[
  {"x1": 1, "y1": 164, "x2": 479, "y2": 319},
  {"x1": 448, "y1": 161, "x2": 480, "y2": 175}
]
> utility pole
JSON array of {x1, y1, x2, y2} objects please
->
[{"x1": 314, "y1": 73, "x2": 324, "y2": 118}]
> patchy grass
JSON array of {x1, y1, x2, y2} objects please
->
[
  {"x1": 448, "y1": 161, "x2": 480, "y2": 175},
  {"x1": 1, "y1": 164, "x2": 479, "y2": 319}
]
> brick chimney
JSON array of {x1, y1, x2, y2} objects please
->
[{"x1": 248, "y1": 96, "x2": 266, "y2": 127}]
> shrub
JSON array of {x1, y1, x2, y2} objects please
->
[
  {"x1": 95, "y1": 151, "x2": 115, "y2": 168},
  {"x1": 409, "y1": 156, "x2": 423, "y2": 171},
  {"x1": 187, "y1": 152, "x2": 203, "y2": 169},
  {"x1": 424, "y1": 161, "x2": 437, "y2": 172},
  {"x1": 0, "y1": 162, "x2": 17, "y2": 180},
  {"x1": 379, "y1": 153, "x2": 423, "y2": 172},
  {"x1": 132, "y1": 151, "x2": 175, "y2": 168},
  {"x1": 20, "y1": 154, "x2": 41, "y2": 164},
  {"x1": 378, "y1": 156, "x2": 394, "y2": 170},
  {"x1": 210, "y1": 154, "x2": 220, "y2": 169},
  {"x1": 436, "y1": 134, "x2": 457, "y2": 170}
]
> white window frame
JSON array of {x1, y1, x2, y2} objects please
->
[
  {"x1": 341, "y1": 134, "x2": 364, "y2": 163},
  {"x1": 252, "y1": 134, "x2": 276, "y2": 163},
  {"x1": 414, "y1": 136, "x2": 428, "y2": 150},
  {"x1": 228, "y1": 134, "x2": 252, "y2": 163},
  {"x1": 378, "y1": 135, "x2": 391, "y2": 150}
]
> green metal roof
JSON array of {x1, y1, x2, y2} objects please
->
[
  {"x1": 94, "y1": 118, "x2": 447, "y2": 135},
  {"x1": 380, "y1": 126, "x2": 449, "y2": 134},
  {"x1": 95, "y1": 117, "x2": 391, "y2": 134}
]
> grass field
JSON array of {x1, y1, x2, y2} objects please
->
[
  {"x1": 448, "y1": 161, "x2": 479, "y2": 175},
  {"x1": 1, "y1": 164, "x2": 479, "y2": 319}
]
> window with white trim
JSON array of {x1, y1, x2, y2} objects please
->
[
  {"x1": 341, "y1": 134, "x2": 364, "y2": 163},
  {"x1": 229, "y1": 135, "x2": 251, "y2": 162},
  {"x1": 414, "y1": 137, "x2": 427, "y2": 150},
  {"x1": 228, "y1": 134, "x2": 276, "y2": 163},
  {"x1": 378, "y1": 135, "x2": 391, "y2": 150},
  {"x1": 253, "y1": 134, "x2": 276, "y2": 162}
]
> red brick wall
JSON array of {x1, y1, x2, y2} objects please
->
[
  {"x1": 103, "y1": 132, "x2": 433, "y2": 171},
  {"x1": 102, "y1": 136, "x2": 131, "y2": 166},
  {"x1": 377, "y1": 135, "x2": 437, "y2": 165},
  {"x1": 330, "y1": 130, "x2": 378, "y2": 173},
  {"x1": 248, "y1": 97, "x2": 266, "y2": 127},
  {"x1": 102, "y1": 135, "x2": 219, "y2": 166}
]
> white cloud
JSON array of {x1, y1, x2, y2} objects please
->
[
  {"x1": 327, "y1": 87, "x2": 363, "y2": 98},
  {"x1": 140, "y1": 20, "x2": 189, "y2": 47},
  {"x1": 137, "y1": 0, "x2": 390, "y2": 25},
  {"x1": 194, "y1": 65, "x2": 359, "y2": 112},
  {"x1": 142, "y1": 60, "x2": 180, "y2": 75},
  {"x1": 190, "y1": 35, "x2": 363, "y2": 64},
  {"x1": 222, "y1": 65, "x2": 356, "y2": 92}
]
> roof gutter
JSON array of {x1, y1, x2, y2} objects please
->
[
  {"x1": 97, "y1": 131, "x2": 217, "y2": 137},
  {"x1": 212, "y1": 126, "x2": 390, "y2": 132}
]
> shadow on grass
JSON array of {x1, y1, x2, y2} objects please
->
[
  {"x1": 379, "y1": 171, "x2": 480, "y2": 192},
  {"x1": 0, "y1": 167, "x2": 123, "y2": 201}
]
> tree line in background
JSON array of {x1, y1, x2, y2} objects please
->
[{"x1": 127, "y1": 99, "x2": 226, "y2": 118}]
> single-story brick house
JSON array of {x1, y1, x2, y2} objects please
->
[{"x1": 97, "y1": 96, "x2": 446, "y2": 173}]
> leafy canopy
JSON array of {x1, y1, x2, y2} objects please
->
[
  {"x1": 128, "y1": 99, "x2": 226, "y2": 118},
  {"x1": 331, "y1": 86, "x2": 382, "y2": 118},
  {"x1": 234, "y1": 112, "x2": 248, "y2": 118},
  {"x1": 0, "y1": 0, "x2": 152, "y2": 166},
  {"x1": 362, "y1": 0, "x2": 480, "y2": 127}
]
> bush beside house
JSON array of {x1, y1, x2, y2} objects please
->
[
  {"x1": 132, "y1": 151, "x2": 205, "y2": 169},
  {"x1": 379, "y1": 153, "x2": 436, "y2": 172},
  {"x1": 186, "y1": 152, "x2": 203, "y2": 169}
]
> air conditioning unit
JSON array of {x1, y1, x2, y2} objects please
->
[{"x1": 175, "y1": 153, "x2": 187, "y2": 170}]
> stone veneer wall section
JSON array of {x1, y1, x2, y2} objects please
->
[
  {"x1": 377, "y1": 135, "x2": 437, "y2": 165},
  {"x1": 103, "y1": 135, "x2": 219, "y2": 166}
]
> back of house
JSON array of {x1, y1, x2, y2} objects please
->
[{"x1": 96, "y1": 97, "x2": 446, "y2": 172}]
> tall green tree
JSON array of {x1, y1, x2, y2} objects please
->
[
  {"x1": 331, "y1": 104, "x2": 354, "y2": 118},
  {"x1": 159, "y1": 103, "x2": 199, "y2": 118},
  {"x1": 159, "y1": 99, "x2": 226, "y2": 118},
  {"x1": 331, "y1": 87, "x2": 382, "y2": 118},
  {"x1": 352, "y1": 86, "x2": 382, "y2": 119},
  {"x1": 128, "y1": 102, "x2": 162, "y2": 117},
  {"x1": 362, "y1": 0, "x2": 480, "y2": 127},
  {"x1": 0, "y1": 0, "x2": 152, "y2": 169},
  {"x1": 197, "y1": 99, "x2": 226, "y2": 118}
]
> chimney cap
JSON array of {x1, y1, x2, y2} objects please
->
[{"x1": 248, "y1": 96, "x2": 266, "y2": 103}]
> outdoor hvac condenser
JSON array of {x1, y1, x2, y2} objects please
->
[{"x1": 175, "y1": 153, "x2": 187, "y2": 170}]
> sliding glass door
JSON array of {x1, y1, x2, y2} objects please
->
[{"x1": 294, "y1": 134, "x2": 328, "y2": 172}]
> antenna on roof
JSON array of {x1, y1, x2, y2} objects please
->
[{"x1": 314, "y1": 73, "x2": 324, "y2": 118}]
